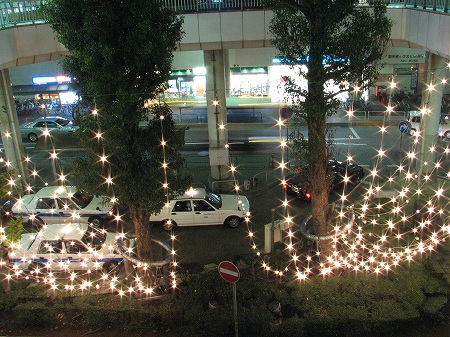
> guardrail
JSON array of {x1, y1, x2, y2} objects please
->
[{"x1": 0, "y1": 0, "x2": 448, "y2": 31}]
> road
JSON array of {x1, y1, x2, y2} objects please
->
[{"x1": 9, "y1": 121, "x2": 450, "y2": 266}]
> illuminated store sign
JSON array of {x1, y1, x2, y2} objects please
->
[{"x1": 32, "y1": 75, "x2": 71, "y2": 85}]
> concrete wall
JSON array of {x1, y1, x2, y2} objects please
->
[{"x1": 2, "y1": 8, "x2": 449, "y2": 75}]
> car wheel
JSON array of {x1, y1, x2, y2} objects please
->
[
  {"x1": 162, "y1": 219, "x2": 175, "y2": 231},
  {"x1": 88, "y1": 216, "x2": 102, "y2": 227},
  {"x1": 30, "y1": 217, "x2": 45, "y2": 230},
  {"x1": 225, "y1": 216, "x2": 241, "y2": 228},
  {"x1": 444, "y1": 131, "x2": 450, "y2": 140},
  {"x1": 409, "y1": 128, "x2": 416, "y2": 136},
  {"x1": 102, "y1": 261, "x2": 123, "y2": 276},
  {"x1": 28, "y1": 133, "x2": 38, "y2": 142}
]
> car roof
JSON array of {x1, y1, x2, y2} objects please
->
[
  {"x1": 32, "y1": 116, "x2": 70, "y2": 122},
  {"x1": 172, "y1": 187, "x2": 207, "y2": 200},
  {"x1": 35, "y1": 223, "x2": 90, "y2": 241},
  {"x1": 34, "y1": 185, "x2": 78, "y2": 198}
]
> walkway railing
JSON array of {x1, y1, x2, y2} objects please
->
[{"x1": 0, "y1": 0, "x2": 448, "y2": 30}]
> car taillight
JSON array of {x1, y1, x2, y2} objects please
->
[{"x1": 305, "y1": 192, "x2": 311, "y2": 200}]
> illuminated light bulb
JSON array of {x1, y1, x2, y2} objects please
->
[
  {"x1": 390, "y1": 81, "x2": 397, "y2": 89},
  {"x1": 347, "y1": 109, "x2": 354, "y2": 117},
  {"x1": 427, "y1": 83, "x2": 435, "y2": 91},
  {"x1": 378, "y1": 149, "x2": 385, "y2": 157},
  {"x1": 162, "y1": 162, "x2": 168, "y2": 169},
  {"x1": 213, "y1": 100, "x2": 219, "y2": 106},
  {"x1": 277, "y1": 119, "x2": 284, "y2": 126},
  {"x1": 31, "y1": 170, "x2": 38, "y2": 176},
  {"x1": 50, "y1": 151, "x2": 58, "y2": 159},
  {"x1": 160, "y1": 115, "x2": 164, "y2": 120},
  {"x1": 59, "y1": 174, "x2": 66, "y2": 182},
  {"x1": 379, "y1": 126, "x2": 386, "y2": 133},
  {"x1": 161, "y1": 140, "x2": 166, "y2": 146},
  {"x1": 24, "y1": 156, "x2": 31, "y2": 162},
  {"x1": 279, "y1": 162, "x2": 286, "y2": 169},
  {"x1": 4, "y1": 131, "x2": 10, "y2": 138},
  {"x1": 92, "y1": 109, "x2": 98, "y2": 115},
  {"x1": 280, "y1": 141, "x2": 287, "y2": 147},
  {"x1": 96, "y1": 132, "x2": 102, "y2": 139},
  {"x1": 230, "y1": 165, "x2": 236, "y2": 172},
  {"x1": 219, "y1": 124, "x2": 225, "y2": 130},
  {"x1": 100, "y1": 155, "x2": 107, "y2": 162},
  {"x1": 234, "y1": 185, "x2": 239, "y2": 191},
  {"x1": 105, "y1": 177, "x2": 113, "y2": 184},
  {"x1": 43, "y1": 129, "x2": 50, "y2": 137}
]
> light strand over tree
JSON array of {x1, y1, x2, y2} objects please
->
[
  {"x1": 41, "y1": 0, "x2": 189, "y2": 283},
  {"x1": 265, "y1": 0, "x2": 392, "y2": 255}
]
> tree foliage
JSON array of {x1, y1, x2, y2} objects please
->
[
  {"x1": 266, "y1": 0, "x2": 392, "y2": 239},
  {"x1": 41, "y1": 0, "x2": 188, "y2": 264}
]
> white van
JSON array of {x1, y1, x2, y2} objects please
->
[
  {"x1": 406, "y1": 110, "x2": 450, "y2": 138},
  {"x1": 11, "y1": 186, "x2": 116, "y2": 228},
  {"x1": 9, "y1": 223, "x2": 125, "y2": 275}
]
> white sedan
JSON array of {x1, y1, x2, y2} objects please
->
[
  {"x1": 150, "y1": 188, "x2": 250, "y2": 230},
  {"x1": 20, "y1": 116, "x2": 78, "y2": 142}
]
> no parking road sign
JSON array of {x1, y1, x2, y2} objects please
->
[{"x1": 218, "y1": 261, "x2": 240, "y2": 283}]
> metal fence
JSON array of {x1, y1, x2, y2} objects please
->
[{"x1": 0, "y1": 0, "x2": 448, "y2": 30}]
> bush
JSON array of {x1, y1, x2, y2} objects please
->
[{"x1": 12, "y1": 301, "x2": 55, "y2": 327}]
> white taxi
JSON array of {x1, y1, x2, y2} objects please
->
[
  {"x1": 407, "y1": 110, "x2": 450, "y2": 138},
  {"x1": 150, "y1": 187, "x2": 250, "y2": 230},
  {"x1": 9, "y1": 223, "x2": 125, "y2": 275},
  {"x1": 11, "y1": 186, "x2": 116, "y2": 228}
]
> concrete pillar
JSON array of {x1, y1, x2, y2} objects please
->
[
  {"x1": 417, "y1": 53, "x2": 447, "y2": 176},
  {"x1": 0, "y1": 68, "x2": 29, "y2": 194},
  {"x1": 203, "y1": 50, "x2": 230, "y2": 183}
]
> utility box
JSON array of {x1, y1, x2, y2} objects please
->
[{"x1": 264, "y1": 220, "x2": 291, "y2": 253}]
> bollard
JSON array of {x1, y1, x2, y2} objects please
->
[{"x1": 252, "y1": 177, "x2": 258, "y2": 188}]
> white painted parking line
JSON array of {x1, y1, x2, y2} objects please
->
[{"x1": 349, "y1": 127, "x2": 361, "y2": 140}]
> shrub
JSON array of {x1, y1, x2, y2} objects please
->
[{"x1": 12, "y1": 301, "x2": 55, "y2": 327}]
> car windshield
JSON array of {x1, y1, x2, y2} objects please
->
[
  {"x1": 204, "y1": 192, "x2": 222, "y2": 209},
  {"x1": 54, "y1": 118, "x2": 70, "y2": 126},
  {"x1": 71, "y1": 191, "x2": 94, "y2": 208},
  {"x1": 81, "y1": 230, "x2": 107, "y2": 250}
]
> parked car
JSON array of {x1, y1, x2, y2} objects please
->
[
  {"x1": 11, "y1": 186, "x2": 116, "y2": 228},
  {"x1": 149, "y1": 187, "x2": 250, "y2": 230},
  {"x1": 284, "y1": 158, "x2": 365, "y2": 201},
  {"x1": 406, "y1": 110, "x2": 450, "y2": 138},
  {"x1": 20, "y1": 116, "x2": 78, "y2": 142},
  {"x1": 8, "y1": 223, "x2": 126, "y2": 275}
]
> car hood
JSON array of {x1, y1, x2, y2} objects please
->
[{"x1": 220, "y1": 194, "x2": 250, "y2": 213}]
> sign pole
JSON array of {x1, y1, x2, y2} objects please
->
[
  {"x1": 218, "y1": 261, "x2": 240, "y2": 337},
  {"x1": 233, "y1": 282, "x2": 238, "y2": 337}
]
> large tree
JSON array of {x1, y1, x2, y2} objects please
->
[
  {"x1": 42, "y1": 0, "x2": 188, "y2": 273},
  {"x1": 266, "y1": 0, "x2": 392, "y2": 253}
]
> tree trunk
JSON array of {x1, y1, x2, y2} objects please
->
[
  {"x1": 129, "y1": 204, "x2": 155, "y2": 286},
  {"x1": 306, "y1": 22, "x2": 333, "y2": 258}
]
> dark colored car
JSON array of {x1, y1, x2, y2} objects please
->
[{"x1": 284, "y1": 158, "x2": 365, "y2": 201}]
